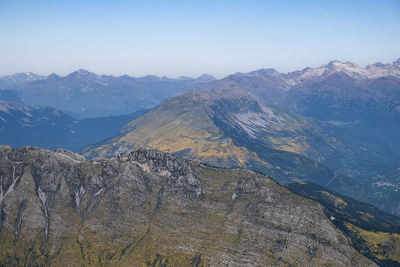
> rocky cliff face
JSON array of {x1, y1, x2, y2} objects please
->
[{"x1": 0, "y1": 146, "x2": 375, "y2": 266}]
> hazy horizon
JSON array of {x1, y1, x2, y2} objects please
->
[
  {"x1": 1, "y1": 0, "x2": 399, "y2": 78},
  {"x1": 1, "y1": 57, "x2": 400, "y2": 80}
]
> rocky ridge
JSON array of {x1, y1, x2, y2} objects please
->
[{"x1": 0, "y1": 145, "x2": 376, "y2": 266}]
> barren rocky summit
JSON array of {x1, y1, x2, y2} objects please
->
[{"x1": 0, "y1": 145, "x2": 376, "y2": 266}]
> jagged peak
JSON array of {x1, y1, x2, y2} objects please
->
[
  {"x1": 117, "y1": 148, "x2": 199, "y2": 177},
  {"x1": 55, "y1": 149, "x2": 86, "y2": 162}
]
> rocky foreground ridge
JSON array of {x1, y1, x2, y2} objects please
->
[{"x1": 0, "y1": 146, "x2": 379, "y2": 266}]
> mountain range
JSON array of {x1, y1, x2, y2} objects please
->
[
  {"x1": 1, "y1": 59, "x2": 399, "y2": 118},
  {"x1": 0, "y1": 70, "x2": 216, "y2": 118}
]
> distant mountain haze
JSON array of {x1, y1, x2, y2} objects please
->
[
  {"x1": 0, "y1": 70, "x2": 217, "y2": 118},
  {"x1": 0, "y1": 99, "x2": 148, "y2": 151}
]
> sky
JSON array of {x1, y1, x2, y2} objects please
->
[{"x1": 0, "y1": 0, "x2": 399, "y2": 78}]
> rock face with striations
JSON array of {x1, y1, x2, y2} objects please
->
[{"x1": 0, "y1": 146, "x2": 375, "y2": 266}]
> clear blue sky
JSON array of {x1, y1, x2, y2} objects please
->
[{"x1": 0, "y1": 0, "x2": 399, "y2": 78}]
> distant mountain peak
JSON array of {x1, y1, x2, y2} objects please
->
[
  {"x1": 233, "y1": 68, "x2": 282, "y2": 79},
  {"x1": 252, "y1": 68, "x2": 280, "y2": 75},
  {"x1": 326, "y1": 60, "x2": 358, "y2": 69},
  {"x1": 47, "y1": 73, "x2": 60, "y2": 80},
  {"x1": 372, "y1": 62, "x2": 384, "y2": 67},
  {"x1": 195, "y1": 73, "x2": 216, "y2": 82},
  {"x1": 77, "y1": 68, "x2": 91, "y2": 74},
  {"x1": 119, "y1": 74, "x2": 133, "y2": 80},
  {"x1": 66, "y1": 69, "x2": 99, "y2": 80}
]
